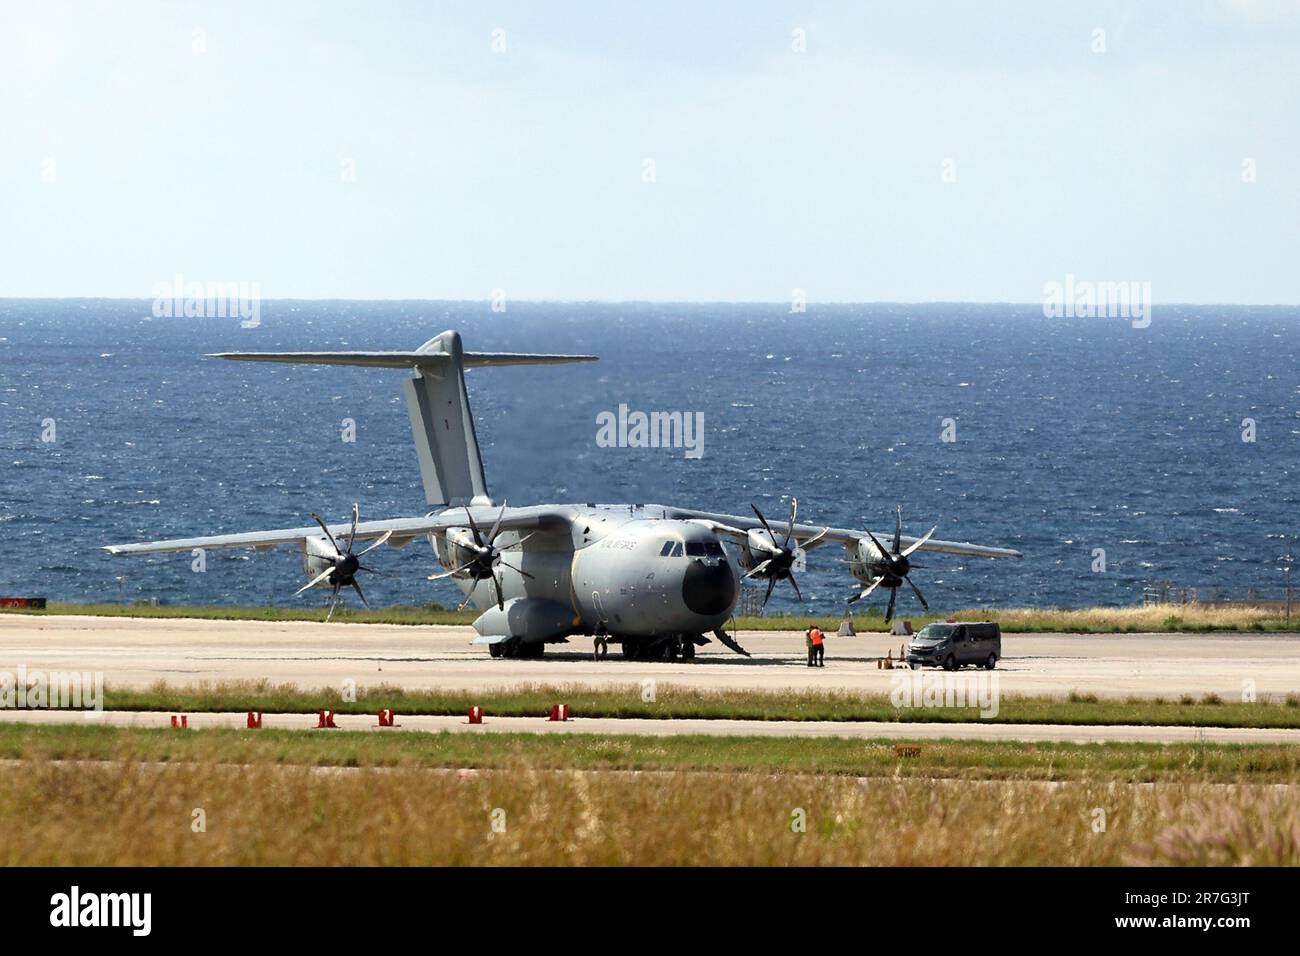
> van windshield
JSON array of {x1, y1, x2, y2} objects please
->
[{"x1": 917, "y1": 624, "x2": 956, "y2": 640}]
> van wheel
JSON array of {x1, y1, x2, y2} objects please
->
[
  {"x1": 942, "y1": 655, "x2": 957, "y2": 671},
  {"x1": 984, "y1": 653, "x2": 998, "y2": 670}
]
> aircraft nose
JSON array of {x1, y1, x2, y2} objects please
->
[{"x1": 681, "y1": 559, "x2": 736, "y2": 616}]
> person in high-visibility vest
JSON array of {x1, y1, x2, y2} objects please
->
[{"x1": 809, "y1": 625, "x2": 825, "y2": 667}]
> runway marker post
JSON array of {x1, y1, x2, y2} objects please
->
[
  {"x1": 316, "y1": 710, "x2": 338, "y2": 729},
  {"x1": 170, "y1": 715, "x2": 188, "y2": 729},
  {"x1": 549, "y1": 704, "x2": 570, "y2": 722},
  {"x1": 246, "y1": 711, "x2": 263, "y2": 729},
  {"x1": 467, "y1": 706, "x2": 484, "y2": 724},
  {"x1": 377, "y1": 708, "x2": 397, "y2": 727}
]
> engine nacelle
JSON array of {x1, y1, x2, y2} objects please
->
[
  {"x1": 848, "y1": 537, "x2": 897, "y2": 586},
  {"x1": 433, "y1": 527, "x2": 489, "y2": 580},
  {"x1": 738, "y1": 528, "x2": 781, "y2": 575},
  {"x1": 301, "y1": 535, "x2": 336, "y2": 585}
]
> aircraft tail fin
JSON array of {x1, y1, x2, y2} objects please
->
[{"x1": 210, "y1": 331, "x2": 597, "y2": 507}]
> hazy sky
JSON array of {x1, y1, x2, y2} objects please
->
[{"x1": 2, "y1": 1, "x2": 1297, "y2": 302}]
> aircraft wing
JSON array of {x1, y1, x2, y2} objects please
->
[
  {"x1": 657, "y1": 505, "x2": 1022, "y2": 560},
  {"x1": 103, "y1": 505, "x2": 570, "y2": 556}
]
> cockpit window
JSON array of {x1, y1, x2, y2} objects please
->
[
  {"x1": 685, "y1": 541, "x2": 725, "y2": 557},
  {"x1": 659, "y1": 541, "x2": 674, "y2": 557}
]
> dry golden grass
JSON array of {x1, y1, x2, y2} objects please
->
[
  {"x1": 2, "y1": 756, "x2": 1296, "y2": 866},
  {"x1": 8, "y1": 600, "x2": 1296, "y2": 632},
  {"x1": 949, "y1": 603, "x2": 1289, "y2": 633}
]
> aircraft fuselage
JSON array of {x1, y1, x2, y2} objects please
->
[{"x1": 431, "y1": 505, "x2": 740, "y2": 646}]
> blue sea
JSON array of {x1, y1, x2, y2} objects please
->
[{"x1": 1, "y1": 300, "x2": 1297, "y2": 614}]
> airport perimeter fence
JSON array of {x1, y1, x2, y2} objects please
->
[{"x1": 1142, "y1": 579, "x2": 1295, "y2": 615}]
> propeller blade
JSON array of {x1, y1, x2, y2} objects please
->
[
  {"x1": 788, "y1": 573, "x2": 804, "y2": 603},
  {"x1": 900, "y1": 525, "x2": 938, "y2": 558},
  {"x1": 295, "y1": 564, "x2": 337, "y2": 596},
  {"x1": 496, "y1": 559, "x2": 535, "y2": 580},
  {"x1": 325, "y1": 583, "x2": 341, "y2": 622},
  {"x1": 456, "y1": 588, "x2": 475, "y2": 612},
  {"x1": 744, "y1": 558, "x2": 773, "y2": 579},
  {"x1": 750, "y1": 503, "x2": 776, "y2": 543},
  {"x1": 310, "y1": 512, "x2": 342, "y2": 554},
  {"x1": 885, "y1": 588, "x2": 898, "y2": 623},
  {"x1": 502, "y1": 532, "x2": 536, "y2": 550},
  {"x1": 800, "y1": 527, "x2": 830, "y2": 550},
  {"x1": 864, "y1": 528, "x2": 893, "y2": 562},
  {"x1": 465, "y1": 508, "x2": 484, "y2": 548},
  {"x1": 761, "y1": 575, "x2": 777, "y2": 609},
  {"x1": 346, "y1": 502, "x2": 360, "y2": 553},
  {"x1": 708, "y1": 521, "x2": 749, "y2": 537},
  {"x1": 904, "y1": 574, "x2": 929, "y2": 610},
  {"x1": 350, "y1": 578, "x2": 369, "y2": 608},
  {"x1": 427, "y1": 563, "x2": 474, "y2": 580},
  {"x1": 785, "y1": 497, "x2": 798, "y2": 549},
  {"x1": 892, "y1": 505, "x2": 902, "y2": 554},
  {"x1": 356, "y1": 529, "x2": 393, "y2": 556},
  {"x1": 492, "y1": 571, "x2": 505, "y2": 611},
  {"x1": 849, "y1": 577, "x2": 885, "y2": 604},
  {"x1": 487, "y1": 500, "x2": 508, "y2": 546}
]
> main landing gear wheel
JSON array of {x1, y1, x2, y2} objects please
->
[
  {"x1": 680, "y1": 639, "x2": 696, "y2": 662},
  {"x1": 489, "y1": 643, "x2": 504, "y2": 659}
]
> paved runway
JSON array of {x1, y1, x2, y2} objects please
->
[
  {"x1": 7, "y1": 708, "x2": 1300, "y2": 745},
  {"x1": 2, "y1": 613, "x2": 1299, "y2": 701}
]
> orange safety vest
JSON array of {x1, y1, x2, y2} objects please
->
[{"x1": 810, "y1": 628, "x2": 824, "y2": 645}]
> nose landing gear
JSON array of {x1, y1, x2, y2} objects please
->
[
  {"x1": 618, "y1": 634, "x2": 702, "y2": 662},
  {"x1": 487, "y1": 638, "x2": 545, "y2": 659}
]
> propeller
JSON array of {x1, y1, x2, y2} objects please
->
[
  {"x1": 848, "y1": 505, "x2": 936, "y2": 623},
  {"x1": 745, "y1": 498, "x2": 829, "y2": 610},
  {"x1": 427, "y1": 501, "x2": 535, "y2": 611},
  {"x1": 295, "y1": 503, "x2": 391, "y2": 622}
]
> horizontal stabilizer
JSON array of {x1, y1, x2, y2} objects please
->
[
  {"x1": 211, "y1": 331, "x2": 596, "y2": 507},
  {"x1": 208, "y1": 351, "x2": 597, "y2": 368}
]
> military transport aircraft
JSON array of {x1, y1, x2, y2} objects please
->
[{"x1": 105, "y1": 330, "x2": 1021, "y2": 661}]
